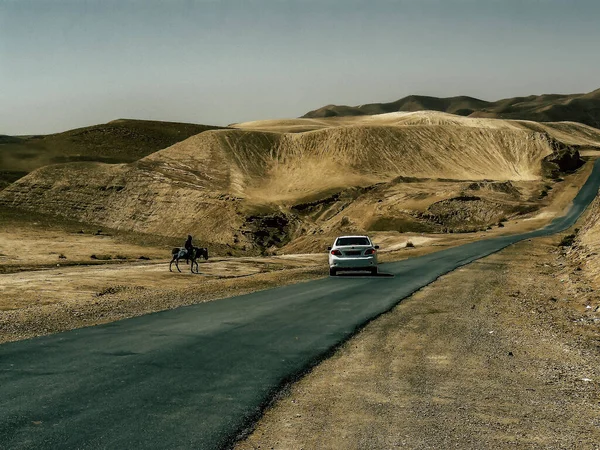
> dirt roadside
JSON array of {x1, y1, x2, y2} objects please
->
[
  {"x1": 235, "y1": 235, "x2": 600, "y2": 449},
  {"x1": 0, "y1": 260, "x2": 326, "y2": 344}
]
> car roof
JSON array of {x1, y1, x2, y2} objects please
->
[{"x1": 336, "y1": 235, "x2": 369, "y2": 239}]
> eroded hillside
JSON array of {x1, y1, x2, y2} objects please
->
[{"x1": 1, "y1": 112, "x2": 597, "y2": 254}]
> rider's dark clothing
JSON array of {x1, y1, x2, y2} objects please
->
[{"x1": 184, "y1": 236, "x2": 193, "y2": 258}]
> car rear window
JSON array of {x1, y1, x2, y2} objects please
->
[{"x1": 336, "y1": 237, "x2": 370, "y2": 246}]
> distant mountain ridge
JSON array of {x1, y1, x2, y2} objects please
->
[{"x1": 302, "y1": 89, "x2": 600, "y2": 129}]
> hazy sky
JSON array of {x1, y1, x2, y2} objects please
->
[{"x1": 1, "y1": 0, "x2": 599, "y2": 135}]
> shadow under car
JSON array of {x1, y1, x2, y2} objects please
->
[{"x1": 331, "y1": 270, "x2": 394, "y2": 278}]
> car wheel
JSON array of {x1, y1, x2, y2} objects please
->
[
  {"x1": 370, "y1": 267, "x2": 378, "y2": 275},
  {"x1": 329, "y1": 268, "x2": 337, "y2": 276}
]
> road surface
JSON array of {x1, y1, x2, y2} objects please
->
[{"x1": 1, "y1": 159, "x2": 599, "y2": 449}]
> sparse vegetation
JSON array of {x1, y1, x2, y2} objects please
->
[
  {"x1": 405, "y1": 241, "x2": 415, "y2": 248},
  {"x1": 418, "y1": 196, "x2": 518, "y2": 233},
  {"x1": 90, "y1": 254, "x2": 112, "y2": 261},
  {"x1": 0, "y1": 171, "x2": 28, "y2": 191},
  {"x1": 559, "y1": 234, "x2": 576, "y2": 247},
  {"x1": 95, "y1": 285, "x2": 125, "y2": 297},
  {"x1": 370, "y1": 216, "x2": 435, "y2": 233},
  {"x1": 510, "y1": 204, "x2": 540, "y2": 215}
]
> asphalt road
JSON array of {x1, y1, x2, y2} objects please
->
[{"x1": 1, "y1": 159, "x2": 599, "y2": 449}]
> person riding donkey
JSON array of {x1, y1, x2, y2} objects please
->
[
  {"x1": 184, "y1": 235, "x2": 193, "y2": 263},
  {"x1": 170, "y1": 237, "x2": 209, "y2": 273}
]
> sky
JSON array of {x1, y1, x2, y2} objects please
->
[{"x1": 1, "y1": 0, "x2": 599, "y2": 135}]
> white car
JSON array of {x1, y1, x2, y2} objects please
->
[{"x1": 328, "y1": 235, "x2": 379, "y2": 276}]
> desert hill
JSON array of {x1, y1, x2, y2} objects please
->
[
  {"x1": 235, "y1": 112, "x2": 600, "y2": 150},
  {"x1": 303, "y1": 89, "x2": 600, "y2": 129},
  {"x1": 0, "y1": 119, "x2": 224, "y2": 189},
  {"x1": 2, "y1": 111, "x2": 599, "y2": 254}
]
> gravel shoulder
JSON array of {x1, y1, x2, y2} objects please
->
[{"x1": 236, "y1": 236, "x2": 600, "y2": 449}]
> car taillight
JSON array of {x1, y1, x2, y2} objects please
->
[
  {"x1": 364, "y1": 248, "x2": 376, "y2": 255},
  {"x1": 331, "y1": 249, "x2": 342, "y2": 256}
]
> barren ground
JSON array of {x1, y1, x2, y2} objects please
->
[{"x1": 0, "y1": 136, "x2": 599, "y2": 449}]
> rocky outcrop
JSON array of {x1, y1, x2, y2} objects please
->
[{"x1": 542, "y1": 145, "x2": 584, "y2": 178}]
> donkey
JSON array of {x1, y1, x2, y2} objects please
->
[{"x1": 170, "y1": 246, "x2": 209, "y2": 273}]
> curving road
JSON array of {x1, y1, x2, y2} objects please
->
[{"x1": 1, "y1": 159, "x2": 599, "y2": 449}]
